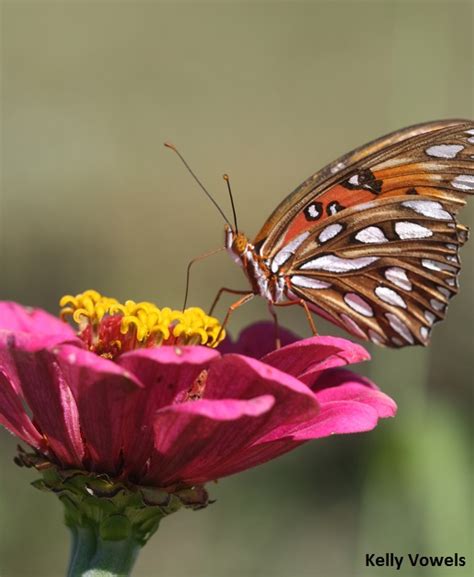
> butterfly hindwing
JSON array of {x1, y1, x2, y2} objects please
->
[{"x1": 276, "y1": 195, "x2": 462, "y2": 347}]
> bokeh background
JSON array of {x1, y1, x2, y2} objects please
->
[{"x1": 1, "y1": 2, "x2": 472, "y2": 576}]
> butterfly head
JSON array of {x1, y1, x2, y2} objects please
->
[{"x1": 225, "y1": 224, "x2": 249, "y2": 260}]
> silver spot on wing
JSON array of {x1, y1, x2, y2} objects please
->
[
  {"x1": 425, "y1": 144, "x2": 464, "y2": 159},
  {"x1": 451, "y1": 174, "x2": 474, "y2": 191},
  {"x1": 270, "y1": 231, "x2": 310, "y2": 273},
  {"x1": 301, "y1": 255, "x2": 378, "y2": 272},
  {"x1": 318, "y1": 223, "x2": 344, "y2": 243},
  {"x1": 384, "y1": 267, "x2": 412, "y2": 291},
  {"x1": 375, "y1": 286, "x2": 407, "y2": 308},
  {"x1": 343, "y1": 293, "x2": 374, "y2": 317},
  {"x1": 402, "y1": 200, "x2": 452, "y2": 221},
  {"x1": 355, "y1": 226, "x2": 388, "y2": 244},
  {"x1": 291, "y1": 275, "x2": 332, "y2": 289},
  {"x1": 395, "y1": 221, "x2": 433, "y2": 240},
  {"x1": 386, "y1": 313, "x2": 414, "y2": 344}
]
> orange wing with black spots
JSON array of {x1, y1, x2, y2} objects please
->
[{"x1": 254, "y1": 119, "x2": 473, "y2": 255}]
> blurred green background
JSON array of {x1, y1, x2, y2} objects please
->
[{"x1": 1, "y1": 2, "x2": 472, "y2": 576}]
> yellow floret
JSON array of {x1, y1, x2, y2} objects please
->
[
  {"x1": 60, "y1": 290, "x2": 119, "y2": 324},
  {"x1": 60, "y1": 290, "x2": 225, "y2": 348}
]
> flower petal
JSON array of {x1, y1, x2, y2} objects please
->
[
  {"x1": 0, "y1": 333, "x2": 85, "y2": 467},
  {"x1": 262, "y1": 335, "x2": 370, "y2": 385},
  {"x1": 0, "y1": 331, "x2": 84, "y2": 396},
  {"x1": 312, "y1": 369, "x2": 397, "y2": 419},
  {"x1": 0, "y1": 301, "x2": 76, "y2": 338},
  {"x1": 145, "y1": 395, "x2": 275, "y2": 486},
  {"x1": 54, "y1": 345, "x2": 144, "y2": 474},
  {"x1": 267, "y1": 370, "x2": 397, "y2": 441},
  {"x1": 289, "y1": 401, "x2": 387, "y2": 440},
  {"x1": 182, "y1": 437, "x2": 298, "y2": 484},
  {"x1": 0, "y1": 370, "x2": 43, "y2": 449},
  {"x1": 117, "y1": 346, "x2": 220, "y2": 406},
  {"x1": 205, "y1": 354, "x2": 319, "y2": 427}
]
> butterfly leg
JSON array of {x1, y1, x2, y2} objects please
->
[
  {"x1": 273, "y1": 299, "x2": 318, "y2": 336},
  {"x1": 209, "y1": 287, "x2": 252, "y2": 316},
  {"x1": 267, "y1": 304, "x2": 283, "y2": 349},
  {"x1": 215, "y1": 292, "x2": 255, "y2": 342}
]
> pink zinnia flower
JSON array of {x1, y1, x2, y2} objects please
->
[{"x1": 0, "y1": 291, "x2": 396, "y2": 577}]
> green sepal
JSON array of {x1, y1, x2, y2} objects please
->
[{"x1": 16, "y1": 448, "x2": 211, "y2": 546}]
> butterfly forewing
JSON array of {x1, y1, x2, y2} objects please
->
[
  {"x1": 253, "y1": 119, "x2": 473, "y2": 347},
  {"x1": 255, "y1": 120, "x2": 474, "y2": 255}
]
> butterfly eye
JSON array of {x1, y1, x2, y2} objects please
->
[{"x1": 232, "y1": 234, "x2": 248, "y2": 255}]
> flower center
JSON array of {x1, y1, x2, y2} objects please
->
[{"x1": 60, "y1": 289, "x2": 225, "y2": 358}]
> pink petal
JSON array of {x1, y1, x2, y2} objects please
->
[
  {"x1": 289, "y1": 401, "x2": 387, "y2": 440},
  {"x1": 0, "y1": 331, "x2": 83, "y2": 395},
  {"x1": 0, "y1": 334, "x2": 85, "y2": 467},
  {"x1": 145, "y1": 395, "x2": 276, "y2": 486},
  {"x1": 0, "y1": 301, "x2": 76, "y2": 338},
  {"x1": 158, "y1": 395, "x2": 275, "y2": 421},
  {"x1": 312, "y1": 370, "x2": 397, "y2": 419},
  {"x1": 262, "y1": 335, "x2": 370, "y2": 385},
  {"x1": 55, "y1": 345, "x2": 144, "y2": 474},
  {"x1": 182, "y1": 437, "x2": 298, "y2": 484},
  {"x1": 0, "y1": 370, "x2": 43, "y2": 449},
  {"x1": 270, "y1": 370, "x2": 397, "y2": 441},
  {"x1": 118, "y1": 346, "x2": 220, "y2": 407},
  {"x1": 205, "y1": 354, "x2": 319, "y2": 431}
]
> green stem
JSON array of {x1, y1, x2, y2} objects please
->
[
  {"x1": 67, "y1": 526, "x2": 97, "y2": 577},
  {"x1": 84, "y1": 535, "x2": 141, "y2": 577},
  {"x1": 67, "y1": 528, "x2": 141, "y2": 577}
]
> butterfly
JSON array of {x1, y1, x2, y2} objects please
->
[{"x1": 220, "y1": 119, "x2": 474, "y2": 347}]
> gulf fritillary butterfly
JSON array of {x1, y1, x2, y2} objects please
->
[
  {"x1": 218, "y1": 119, "x2": 473, "y2": 348},
  {"x1": 167, "y1": 119, "x2": 473, "y2": 348}
]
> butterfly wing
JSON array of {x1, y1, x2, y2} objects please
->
[
  {"x1": 254, "y1": 119, "x2": 474, "y2": 347},
  {"x1": 284, "y1": 196, "x2": 466, "y2": 347},
  {"x1": 255, "y1": 119, "x2": 473, "y2": 253}
]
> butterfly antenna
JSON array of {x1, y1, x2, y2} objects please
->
[
  {"x1": 164, "y1": 142, "x2": 232, "y2": 226},
  {"x1": 223, "y1": 174, "x2": 239, "y2": 233}
]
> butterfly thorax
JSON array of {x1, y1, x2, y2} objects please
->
[{"x1": 224, "y1": 225, "x2": 287, "y2": 304}]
